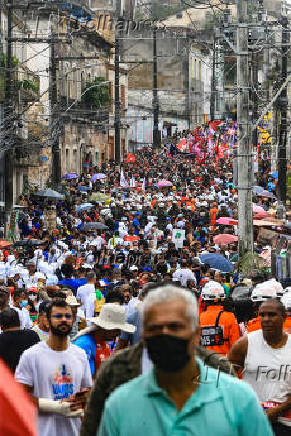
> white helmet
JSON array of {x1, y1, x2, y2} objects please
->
[
  {"x1": 281, "y1": 289, "x2": 291, "y2": 310},
  {"x1": 251, "y1": 279, "x2": 284, "y2": 302},
  {"x1": 201, "y1": 281, "x2": 225, "y2": 301}
]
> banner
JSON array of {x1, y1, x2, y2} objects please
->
[
  {"x1": 172, "y1": 229, "x2": 185, "y2": 249},
  {"x1": 120, "y1": 169, "x2": 129, "y2": 188}
]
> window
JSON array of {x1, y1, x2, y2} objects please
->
[
  {"x1": 66, "y1": 148, "x2": 70, "y2": 172},
  {"x1": 73, "y1": 149, "x2": 77, "y2": 173},
  {"x1": 121, "y1": 85, "x2": 125, "y2": 109},
  {"x1": 81, "y1": 71, "x2": 85, "y2": 90}
]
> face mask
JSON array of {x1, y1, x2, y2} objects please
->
[
  {"x1": 29, "y1": 295, "x2": 37, "y2": 301},
  {"x1": 20, "y1": 300, "x2": 28, "y2": 308},
  {"x1": 145, "y1": 334, "x2": 191, "y2": 372}
]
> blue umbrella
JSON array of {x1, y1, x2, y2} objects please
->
[
  {"x1": 77, "y1": 186, "x2": 92, "y2": 192},
  {"x1": 76, "y1": 203, "x2": 93, "y2": 212},
  {"x1": 199, "y1": 254, "x2": 234, "y2": 273},
  {"x1": 63, "y1": 173, "x2": 78, "y2": 180},
  {"x1": 253, "y1": 186, "x2": 264, "y2": 195},
  {"x1": 91, "y1": 173, "x2": 106, "y2": 182}
]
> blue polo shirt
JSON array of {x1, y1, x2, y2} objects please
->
[{"x1": 98, "y1": 358, "x2": 273, "y2": 436}]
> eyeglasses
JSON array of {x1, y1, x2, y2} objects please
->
[{"x1": 51, "y1": 314, "x2": 73, "y2": 320}]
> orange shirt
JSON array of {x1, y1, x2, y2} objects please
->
[
  {"x1": 200, "y1": 305, "x2": 240, "y2": 355},
  {"x1": 283, "y1": 317, "x2": 291, "y2": 334},
  {"x1": 247, "y1": 316, "x2": 291, "y2": 334},
  {"x1": 247, "y1": 316, "x2": 261, "y2": 333},
  {"x1": 209, "y1": 207, "x2": 219, "y2": 225}
]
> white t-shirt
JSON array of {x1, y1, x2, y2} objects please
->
[
  {"x1": 173, "y1": 268, "x2": 196, "y2": 287},
  {"x1": 76, "y1": 283, "x2": 95, "y2": 309},
  {"x1": 84, "y1": 292, "x2": 96, "y2": 322},
  {"x1": 91, "y1": 236, "x2": 104, "y2": 251},
  {"x1": 9, "y1": 305, "x2": 31, "y2": 329},
  {"x1": 15, "y1": 341, "x2": 92, "y2": 436}
]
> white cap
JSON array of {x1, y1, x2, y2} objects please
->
[
  {"x1": 281, "y1": 290, "x2": 291, "y2": 310},
  {"x1": 251, "y1": 280, "x2": 283, "y2": 302},
  {"x1": 201, "y1": 281, "x2": 225, "y2": 300}
]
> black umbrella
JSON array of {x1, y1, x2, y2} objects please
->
[
  {"x1": 83, "y1": 222, "x2": 109, "y2": 231},
  {"x1": 14, "y1": 239, "x2": 44, "y2": 247}
]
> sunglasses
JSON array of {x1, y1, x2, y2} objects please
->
[{"x1": 52, "y1": 314, "x2": 73, "y2": 320}]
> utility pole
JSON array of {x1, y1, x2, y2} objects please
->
[
  {"x1": 114, "y1": 0, "x2": 121, "y2": 163},
  {"x1": 277, "y1": 0, "x2": 288, "y2": 215},
  {"x1": 152, "y1": 0, "x2": 160, "y2": 148},
  {"x1": 210, "y1": 36, "x2": 216, "y2": 121},
  {"x1": 50, "y1": 39, "x2": 61, "y2": 187},
  {"x1": 4, "y1": 0, "x2": 14, "y2": 230},
  {"x1": 237, "y1": 0, "x2": 253, "y2": 262},
  {"x1": 215, "y1": 31, "x2": 225, "y2": 120}
]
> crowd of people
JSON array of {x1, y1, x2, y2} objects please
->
[{"x1": 0, "y1": 143, "x2": 290, "y2": 436}]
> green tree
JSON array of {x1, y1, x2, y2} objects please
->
[{"x1": 81, "y1": 77, "x2": 110, "y2": 109}]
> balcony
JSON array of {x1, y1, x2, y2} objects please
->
[
  {"x1": 59, "y1": 96, "x2": 110, "y2": 125},
  {"x1": 13, "y1": 67, "x2": 40, "y2": 103}
]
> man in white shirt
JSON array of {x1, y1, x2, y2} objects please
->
[
  {"x1": 173, "y1": 260, "x2": 196, "y2": 288},
  {"x1": 91, "y1": 233, "x2": 104, "y2": 251},
  {"x1": 11, "y1": 289, "x2": 31, "y2": 329},
  {"x1": 76, "y1": 271, "x2": 96, "y2": 309},
  {"x1": 15, "y1": 299, "x2": 92, "y2": 436}
]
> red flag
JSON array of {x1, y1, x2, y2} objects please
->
[
  {"x1": 0, "y1": 360, "x2": 37, "y2": 436},
  {"x1": 125, "y1": 153, "x2": 136, "y2": 163},
  {"x1": 208, "y1": 120, "x2": 222, "y2": 133},
  {"x1": 177, "y1": 138, "x2": 187, "y2": 151}
]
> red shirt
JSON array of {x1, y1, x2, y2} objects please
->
[{"x1": 94, "y1": 340, "x2": 111, "y2": 376}]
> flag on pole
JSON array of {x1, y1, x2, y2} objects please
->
[
  {"x1": 120, "y1": 169, "x2": 129, "y2": 188},
  {"x1": 177, "y1": 138, "x2": 187, "y2": 151},
  {"x1": 130, "y1": 176, "x2": 136, "y2": 188},
  {"x1": 142, "y1": 177, "x2": 146, "y2": 192}
]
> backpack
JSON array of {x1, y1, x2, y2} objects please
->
[{"x1": 200, "y1": 311, "x2": 225, "y2": 347}]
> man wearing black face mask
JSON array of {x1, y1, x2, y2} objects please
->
[{"x1": 98, "y1": 285, "x2": 273, "y2": 436}]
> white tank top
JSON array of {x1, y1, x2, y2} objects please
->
[{"x1": 243, "y1": 330, "x2": 291, "y2": 426}]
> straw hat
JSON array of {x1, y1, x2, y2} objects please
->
[
  {"x1": 66, "y1": 295, "x2": 81, "y2": 307},
  {"x1": 88, "y1": 303, "x2": 136, "y2": 333}
]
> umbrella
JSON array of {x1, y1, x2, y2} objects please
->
[
  {"x1": 216, "y1": 217, "x2": 238, "y2": 226},
  {"x1": 83, "y1": 222, "x2": 109, "y2": 231},
  {"x1": 214, "y1": 234, "x2": 238, "y2": 245},
  {"x1": 76, "y1": 203, "x2": 94, "y2": 212},
  {"x1": 253, "y1": 219, "x2": 284, "y2": 227},
  {"x1": 34, "y1": 188, "x2": 64, "y2": 201},
  {"x1": 253, "y1": 212, "x2": 271, "y2": 220},
  {"x1": 199, "y1": 254, "x2": 234, "y2": 272},
  {"x1": 0, "y1": 240, "x2": 13, "y2": 249},
  {"x1": 14, "y1": 239, "x2": 43, "y2": 247},
  {"x1": 253, "y1": 205, "x2": 265, "y2": 213},
  {"x1": 91, "y1": 173, "x2": 106, "y2": 182},
  {"x1": 90, "y1": 193, "x2": 110, "y2": 203},
  {"x1": 77, "y1": 186, "x2": 92, "y2": 192},
  {"x1": 63, "y1": 173, "x2": 78, "y2": 179},
  {"x1": 253, "y1": 186, "x2": 264, "y2": 195},
  {"x1": 258, "y1": 190, "x2": 276, "y2": 199},
  {"x1": 156, "y1": 180, "x2": 173, "y2": 187}
]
